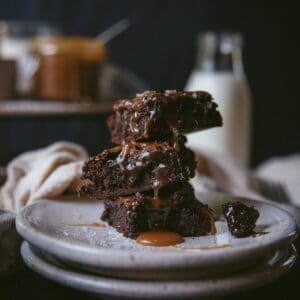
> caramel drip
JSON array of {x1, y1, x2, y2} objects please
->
[
  {"x1": 171, "y1": 127, "x2": 180, "y2": 151},
  {"x1": 129, "y1": 112, "x2": 140, "y2": 135},
  {"x1": 136, "y1": 231, "x2": 183, "y2": 247},
  {"x1": 116, "y1": 142, "x2": 132, "y2": 169},
  {"x1": 182, "y1": 244, "x2": 232, "y2": 250},
  {"x1": 151, "y1": 187, "x2": 160, "y2": 209},
  {"x1": 115, "y1": 141, "x2": 172, "y2": 188},
  {"x1": 67, "y1": 222, "x2": 106, "y2": 228},
  {"x1": 153, "y1": 163, "x2": 168, "y2": 188}
]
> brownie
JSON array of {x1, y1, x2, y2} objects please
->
[
  {"x1": 81, "y1": 89, "x2": 223, "y2": 240},
  {"x1": 166, "y1": 199, "x2": 216, "y2": 237},
  {"x1": 101, "y1": 194, "x2": 149, "y2": 239},
  {"x1": 82, "y1": 139, "x2": 195, "y2": 199},
  {"x1": 222, "y1": 202, "x2": 260, "y2": 238},
  {"x1": 101, "y1": 182, "x2": 216, "y2": 238},
  {"x1": 107, "y1": 90, "x2": 222, "y2": 144}
]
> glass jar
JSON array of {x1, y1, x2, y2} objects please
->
[
  {"x1": 31, "y1": 37, "x2": 106, "y2": 102},
  {"x1": 0, "y1": 20, "x2": 60, "y2": 96}
]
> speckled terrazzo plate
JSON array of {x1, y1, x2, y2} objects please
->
[
  {"x1": 16, "y1": 192, "x2": 298, "y2": 280},
  {"x1": 21, "y1": 241, "x2": 297, "y2": 299}
]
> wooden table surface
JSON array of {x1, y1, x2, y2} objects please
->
[{"x1": 1, "y1": 238, "x2": 299, "y2": 300}]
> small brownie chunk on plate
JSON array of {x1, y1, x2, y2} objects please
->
[{"x1": 222, "y1": 201, "x2": 260, "y2": 237}]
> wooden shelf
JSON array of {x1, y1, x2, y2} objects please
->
[{"x1": 0, "y1": 100, "x2": 113, "y2": 116}]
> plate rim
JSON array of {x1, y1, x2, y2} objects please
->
[
  {"x1": 16, "y1": 194, "x2": 299, "y2": 270},
  {"x1": 21, "y1": 241, "x2": 297, "y2": 299}
]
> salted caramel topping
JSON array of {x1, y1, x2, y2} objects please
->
[
  {"x1": 136, "y1": 230, "x2": 183, "y2": 247},
  {"x1": 114, "y1": 141, "x2": 175, "y2": 188}
]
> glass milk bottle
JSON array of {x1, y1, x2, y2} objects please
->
[{"x1": 185, "y1": 32, "x2": 251, "y2": 166}]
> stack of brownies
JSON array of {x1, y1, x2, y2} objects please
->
[{"x1": 82, "y1": 90, "x2": 222, "y2": 239}]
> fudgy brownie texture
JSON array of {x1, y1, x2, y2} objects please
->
[
  {"x1": 101, "y1": 194, "x2": 149, "y2": 239},
  {"x1": 107, "y1": 90, "x2": 222, "y2": 144},
  {"x1": 222, "y1": 202, "x2": 260, "y2": 237},
  {"x1": 166, "y1": 200, "x2": 216, "y2": 237},
  {"x1": 82, "y1": 138, "x2": 195, "y2": 199},
  {"x1": 101, "y1": 182, "x2": 215, "y2": 238}
]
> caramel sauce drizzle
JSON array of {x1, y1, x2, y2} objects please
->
[
  {"x1": 181, "y1": 244, "x2": 232, "y2": 251},
  {"x1": 151, "y1": 187, "x2": 160, "y2": 209},
  {"x1": 67, "y1": 222, "x2": 106, "y2": 228}
]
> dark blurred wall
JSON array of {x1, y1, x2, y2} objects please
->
[{"x1": 1, "y1": 0, "x2": 299, "y2": 166}]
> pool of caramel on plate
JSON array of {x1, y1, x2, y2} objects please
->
[{"x1": 136, "y1": 230, "x2": 183, "y2": 247}]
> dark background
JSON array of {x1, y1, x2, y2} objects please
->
[
  {"x1": 1, "y1": 3, "x2": 300, "y2": 299},
  {"x1": 0, "y1": 0, "x2": 299, "y2": 166}
]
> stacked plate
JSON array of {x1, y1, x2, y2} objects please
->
[{"x1": 16, "y1": 192, "x2": 298, "y2": 299}]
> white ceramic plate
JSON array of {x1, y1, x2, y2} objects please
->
[
  {"x1": 16, "y1": 192, "x2": 298, "y2": 279},
  {"x1": 21, "y1": 241, "x2": 297, "y2": 300}
]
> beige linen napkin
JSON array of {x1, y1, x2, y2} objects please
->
[
  {"x1": 187, "y1": 142, "x2": 300, "y2": 206},
  {"x1": 0, "y1": 142, "x2": 88, "y2": 213},
  {"x1": 187, "y1": 140, "x2": 300, "y2": 223},
  {"x1": 256, "y1": 154, "x2": 300, "y2": 207}
]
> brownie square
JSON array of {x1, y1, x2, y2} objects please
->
[
  {"x1": 101, "y1": 182, "x2": 215, "y2": 238},
  {"x1": 82, "y1": 139, "x2": 195, "y2": 199},
  {"x1": 101, "y1": 194, "x2": 149, "y2": 239},
  {"x1": 107, "y1": 90, "x2": 222, "y2": 144}
]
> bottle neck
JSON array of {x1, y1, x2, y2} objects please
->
[{"x1": 195, "y1": 32, "x2": 245, "y2": 77}]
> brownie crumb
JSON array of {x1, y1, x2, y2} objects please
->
[{"x1": 222, "y1": 202, "x2": 259, "y2": 238}]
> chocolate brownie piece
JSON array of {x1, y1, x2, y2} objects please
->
[
  {"x1": 222, "y1": 202, "x2": 260, "y2": 237},
  {"x1": 107, "y1": 90, "x2": 222, "y2": 144},
  {"x1": 101, "y1": 194, "x2": 149, "y2": 239},
  {"x1": 166, "y1": 203, "x2": 216, "y2": 237},
  {"x1": 101, "y1": 182, "x2": 215, "y2": 238},
  {"x1": 82, "y1": 140, "x2": 195, "y2": 199}
]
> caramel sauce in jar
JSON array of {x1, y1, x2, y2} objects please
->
[
  {"x1": 31, "y1": 37, "x2": 106, "y2": 102},
  {"x1": 136, "y1": 231, "x2": 183, "y2": 247}
]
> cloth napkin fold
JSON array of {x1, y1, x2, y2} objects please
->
[
  {"x1": 0, "y1": 142, "x2": 88, "y2": 213},
  {"x1": 187, "y1": 142, "x2": 300, "y2": 209},
  {"x1": 256, "y1": 154, "x2": 300, "y2": 207},
  {"x1": 1, "y1": 140, "x2": 299, "y2": 215}
]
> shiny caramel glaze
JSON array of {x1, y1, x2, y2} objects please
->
[
  {"x1": 108, "y1": 90, "x2": 223, "y2": 144},
  {"x1": 181, "y1": 244, "x2": 232, "y2": 250},
  {"x1": 81, "y1": 138, "x2": 195, "y2": 199},
  {"x1": 68, "y1": 222, "x2": 106, "y2": 228}
]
